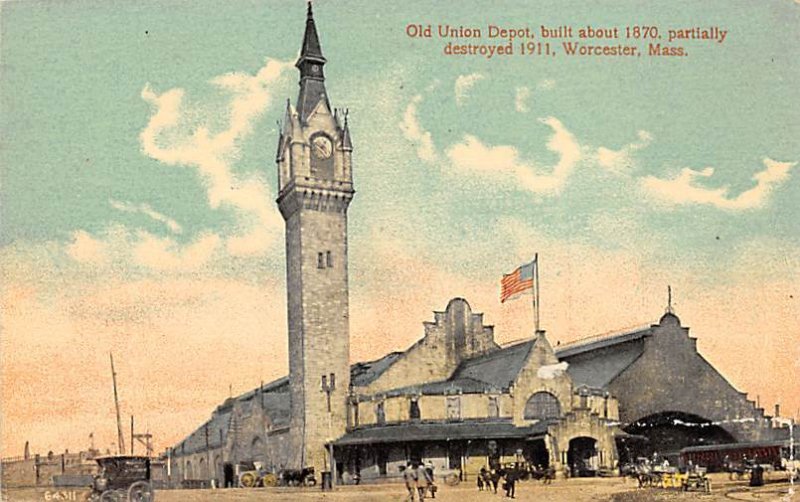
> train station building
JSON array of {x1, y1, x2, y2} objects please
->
[{"x1": 166, "y1": 4, "x2": 787, "y2": 487}]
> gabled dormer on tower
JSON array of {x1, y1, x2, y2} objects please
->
[{"x1": 276, "y1": 2, "x2": 353, "y2": 206}]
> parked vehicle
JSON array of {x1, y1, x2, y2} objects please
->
[{"x1": 87, "y1": 456, "x2": 154, "y2": 502}]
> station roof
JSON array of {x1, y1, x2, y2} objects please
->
[
  {"x1": 334, "y1": 419, "x2": 549, "y2": 446},
  {"x1": 555, "y1": 326, "x2": 651, "y2": 388}
]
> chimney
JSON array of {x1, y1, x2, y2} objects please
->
[{"x1": 775, "y1": 403, "x2": 780, "y2": 418}]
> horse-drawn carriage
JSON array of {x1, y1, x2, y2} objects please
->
[
  {"x1": 628, "y1": 458, "x2": 709, "y2": 493},
  {"x1": 87, "y1": 456, "x2": 154, "y2": 501},
  {"x1": 681, "y1": 467, "x2": 711, "y2": 492},
  {"x1": 236, "y1": 462, "x2": 316, "y2": 487}
]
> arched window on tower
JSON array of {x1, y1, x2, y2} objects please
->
[
  {"x1": 488, "y1": 396, "x2": 500, "y2": 418},
  {"x1": 523, "y1": 391, "x2": 561, "y2": 421}
]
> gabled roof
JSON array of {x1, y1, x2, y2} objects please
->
[
  {"x1": 452, "y1": 339, "x2": 535, "y2": 390},
  {"x1": 555, "y1": 325, "x2": 652, "y2": 358},
  {"x1": 364, "y1": 339, "x2": 536, "y2": 398},
  {"x1": 350, "y1": 352, "x2": 404, "y2": 387},
  {"x1": 555, "y1": 326, "x2": 651, "y2": 388}
]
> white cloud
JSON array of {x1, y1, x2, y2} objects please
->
[
  {"x1": 400, "y1": 94, "x2": 437, "y2": 163},
  {"x1": 595, "y1": 130, "x2": 653, "y2": 172},
  {"x1": 110, "y1": 199, "x2": 182, "y2": 234},
  {"x1": 515, "y1": 86, "x2": 531, "y2": 113},
  {"x1": 132, "y1": 231, "x2": 220, "y2": 271},
  {"x1": 445, "y1": 116, "x2": 581, "y2": 195},
  {"x1": 66, "y1": 230, "x2": 109, "y2": 265},
  {"x1": 139, "y1": 58, "x2": 291, "y2": 255},
  {"x1": 641, "y1": 158, "x2": 795, "y2": 210},
  {"x1": 454, "y1": 73, "x2": 485, "y2": 106},
  {"x1": 64, "y1": 225, "x2": 222, "y2": 272}
]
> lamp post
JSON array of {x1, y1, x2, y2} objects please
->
[
  {"x1": 322, "y1": 373, "x2": 336, "y2": 489},
  {"x1": 773, "y1": 416, "x2": 796, "y2": 495}
]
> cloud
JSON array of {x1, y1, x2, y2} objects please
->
[
  {"x1": 64, "y1": 225, "x2": 222, "y2": 272},
  {"x1": 515, "y1": 86, "x2": 531, "y2": 113},
  {"x1": 641, "y1": 158, "x2": 796, "y2": 210},
  {"x1": 595, "y1": 130, "x2": 653, "y2": 172},
  {"x1": 446, "y1": 116, "x2": 581, "y2": 195},
  {"x1": 110, "y1": 199, "x2": 182, "y2": 234},
  {"x1": 454, "y1": 73, "x2": 485, "y2": 106},
  {"x1": 400, "y1": 94, "x2": 438, "y2": 163},
  {"x1": 66, "y1": 230, "x2": 109, "y2": 265},
  {"x1": 140, "y1": 58, "x2": 291, "y2": 255}
]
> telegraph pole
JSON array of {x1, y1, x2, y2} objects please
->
[{"x1": 110, "y1": 353, "x2": 125, "y2": 455}]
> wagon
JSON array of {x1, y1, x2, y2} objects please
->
[
  {"x1": 682, "y1": 467, "x2": 710, "y2": 493},
  {"x1": 88, "y1": 456, "x2": 154, "y2": 501}
]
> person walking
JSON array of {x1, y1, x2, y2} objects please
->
[
  {"x1": 401, "y1": 463, "x2": 417, "y2": 501},
  {"x1": 424, "y1": 461, "x2": 437, "y2": 499},
  {"x1": 416, "y1": 462, "x2": 431, "y2": 500},
  {"x1": 478, "y1": 467, "x2": 486, "y2": 491},
  {"x1": 490, "y1": 467, "x2": 501, "y2": 494},
  {"x1": 504, "y1": 467, "x2": 517, "y2": 498}
]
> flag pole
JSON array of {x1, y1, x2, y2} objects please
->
[{"x1": 534, "y1": 253, "x2": 540, "y2": 333}]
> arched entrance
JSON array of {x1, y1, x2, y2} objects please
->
[
  {"x1": 622, "y1": 411, "x2": 736, "y2": 463},
  {"x1": 526, "y1": 439, "x2": 550, "y2": 468},
  {"x1": 567, "y1": 437, "x2": 598, "y2": 477}
]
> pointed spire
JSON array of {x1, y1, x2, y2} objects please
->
[
  {"x1": 295, "y1": 2, "x2": 329, "y2": 124},
  {"x1": 342, "y1": 109, "x2": 353, "y2": 151},
  {"x1": 297, "y1": 2, "x2": 326, "y2": 67}
]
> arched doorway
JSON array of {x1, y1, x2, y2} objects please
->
[
  {"x1": 567, "y1": 437, "x2": 598, "y2": 477},
  {"x1": 622, "y1": 411, "x2": 735, "y2": 463},
  {"x1": 214, "y1": 455, "x2": 222, "y2": 485}
]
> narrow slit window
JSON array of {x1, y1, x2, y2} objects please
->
[
  {"x1": 317, "y1": 252, "x2": 325, "y2": 269},
  {"x1": 326, "y1": 250, "x2": 333, "y2": 268}
]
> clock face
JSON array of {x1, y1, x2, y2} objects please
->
[{"x1": 311, "y1": 135, "x2": 333, "y2": 160}]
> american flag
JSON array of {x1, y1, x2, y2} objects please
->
[{"x1": 501, "y1": 259, "x2": 536, "y2": 303}]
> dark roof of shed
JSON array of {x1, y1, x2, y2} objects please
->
[
  {"x1": 334, "y1": 419, "x2": 549, "y2": 446},
  {"x1": 452, "y1": 339, "x2": 535, "y2": 389},
  {"x1": 363, "y1": 339, "x2": 535, "y2": 398},
  {"x1": 555, "y1": 326, "x2": 651, "y2": 388},
  {"x1": 555, "y1": 326, "x2": 651, "y2": 358},
  {"x1": 376, "y1": 377, "x2": 493, "y2": 398}
]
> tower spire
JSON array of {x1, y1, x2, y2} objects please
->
[
  {"x1": 295, "y1": 2, "x2": 329, "y2": 123},
  {"x1": 666, "y1": 285, "x2": 673, "y2": 314},
  {"x1": 298, "y1": 2, "x2": 325, "y2": 65}
]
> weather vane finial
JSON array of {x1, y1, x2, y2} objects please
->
[{"x1": 666, "y1": 285, "x2": 673, "y2": 314}]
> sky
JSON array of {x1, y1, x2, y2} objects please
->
[{"x1": 1, "y1": 0, "x2": 798, "y2": 457}]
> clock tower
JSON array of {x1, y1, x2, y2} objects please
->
[{"x1": 276, "y1": 3, "x2": 354, "y2": 473}]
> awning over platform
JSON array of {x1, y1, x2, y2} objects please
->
[{"x1": 334, "y1": 420, "x2": 549, "y2": 446}]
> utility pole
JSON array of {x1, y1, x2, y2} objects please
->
[{"x1": 110, "y1": 353, "x2": 125, "y2": 455}]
